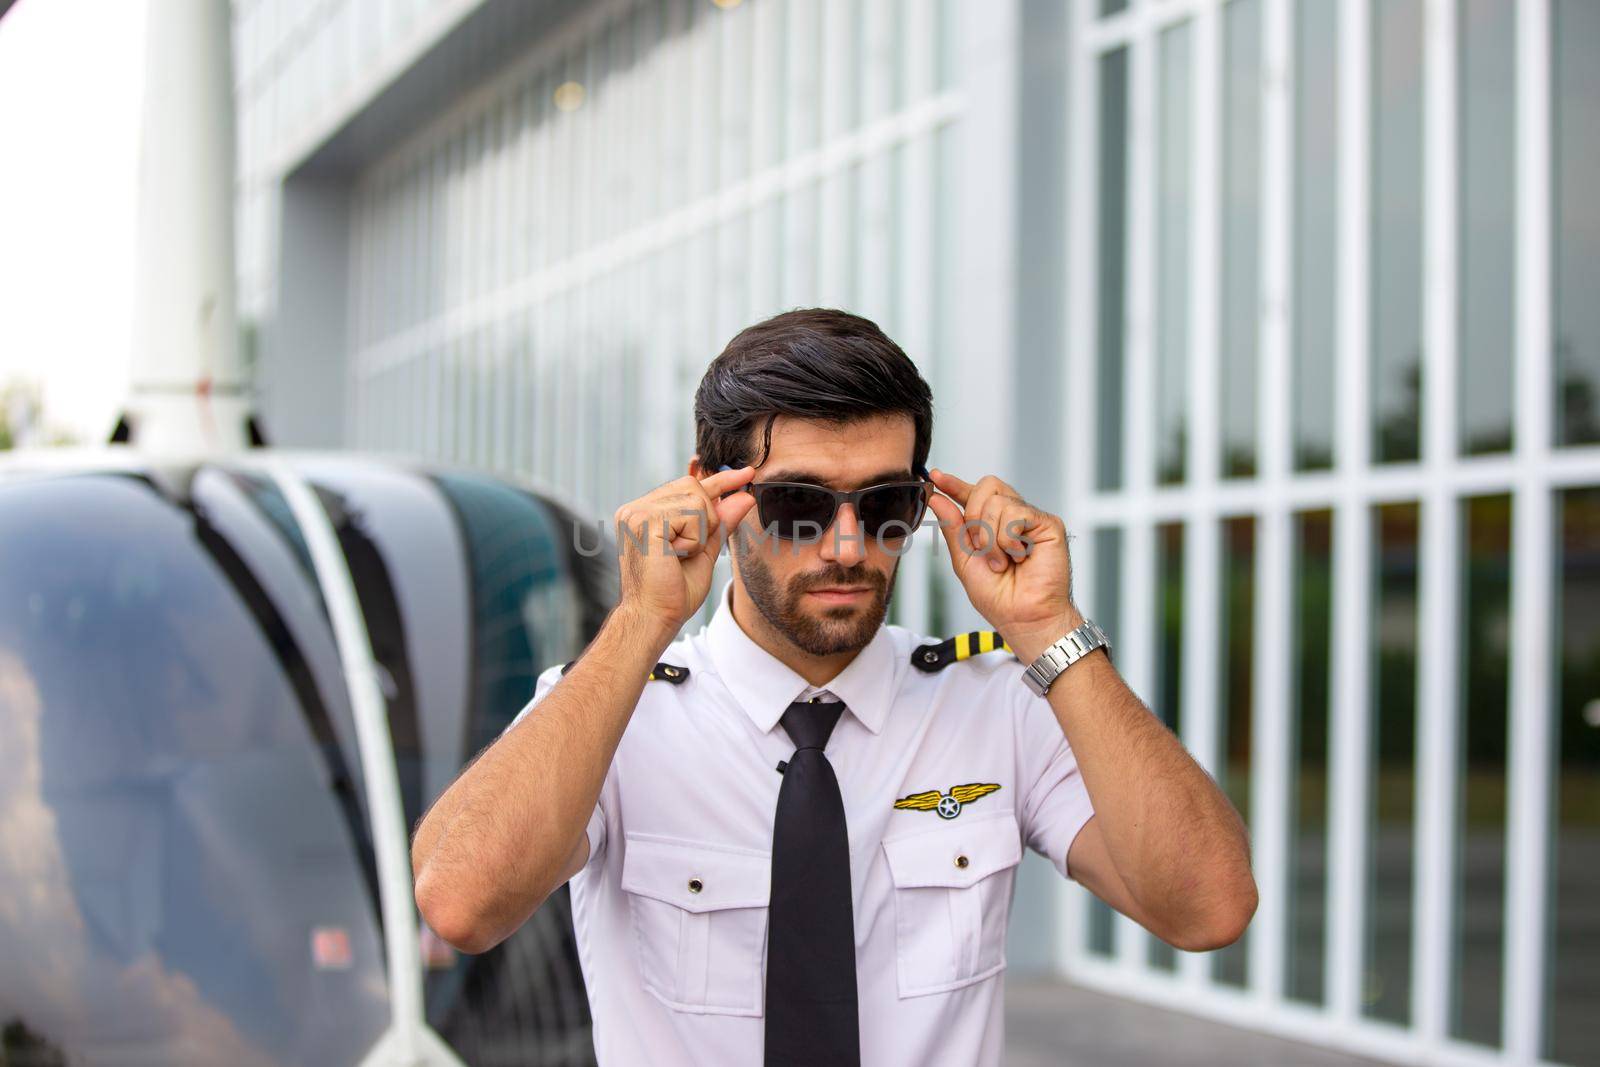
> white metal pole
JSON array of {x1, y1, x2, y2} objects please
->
[
  {"x1": 895, "y1": 0, "x2": 937, "y2": 638},
  {"x1": 779, "y1": 0, "x2": 814, "y2": 308},
  {"x1": 1322, "y1": 0, "x2": 1371, "y2": 1019},
  {"x1": 1187, "y1": 0, "x2": 1221, "y2": 513},
  {"x1": 1414, "y1": 0, "x2": 1462, "y2": 1045},
  {"x1": 1244, "y1": 0, "x2": 1295, "y2": 1010},
  {"x1": 1118, "y1": 0, "x2": 1159, "y2": 972},
  {"x1": 817, "y1": 0, "x2": 852, "y2": 309},
  {"x1": 745, "y1": 0, "x2": 780, "y2": 322},
  {"x1": 1062, "y1": 0, "x2": 1101, "y2": 973},
  {"x1": 947, "y1": 0, "x2": 1020, "y2": 630},
  {"x1": 1504, "y1": 0, "x2": 1554, "y2": 1058},
  {"x1": 1178, "y1": 0, "x2": 1224, "y2": 992},
  {"x1": 125, "y1": 0, "x2": 251, "y2": 454},
  {"x1": 1324, "y1": 0, "x2": 1374, "y2": 1027}
]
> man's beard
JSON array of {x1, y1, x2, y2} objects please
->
[{"x1": 733, "y1": 531, "x2": 897, "y2": 656}]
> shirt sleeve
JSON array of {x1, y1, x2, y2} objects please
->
[
  {"x1": 1011, "y1": 669, "x2": 1096, "y2": 881},
  {"x1": 501, "y1": 661, "x2": 608, "y2": 871}
]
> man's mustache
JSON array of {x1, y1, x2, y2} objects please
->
[{"x1": 797, "y1": 569, "x2": 885, "y2": 594}]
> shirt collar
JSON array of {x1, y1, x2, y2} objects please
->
[{"x1": 704, "y1": 576, "x2": 896, "y2": 736}]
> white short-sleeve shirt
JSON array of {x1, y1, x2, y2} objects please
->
[{"x1": 503, "y1": 577, "x2": 1096, "y2": 1066}]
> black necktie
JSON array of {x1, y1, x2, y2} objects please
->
[{"x1": 764, "y1": 698, "x2": 860, "y2": 1067}]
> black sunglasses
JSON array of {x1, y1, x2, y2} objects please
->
[{"x1": 719, "y1": 466, "x2": 931, "y2": 543}]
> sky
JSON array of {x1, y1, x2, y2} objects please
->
[{"x1": 0, "y1": 0, "x2": 147, "y2": 445}]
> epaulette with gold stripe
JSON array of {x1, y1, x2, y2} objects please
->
[
  {"x1": 559, "y1": 659, "x2": 690, "y2": 684},
  {"x1": 910, "y1": 630, "x2": 1013, "y2": 672}
]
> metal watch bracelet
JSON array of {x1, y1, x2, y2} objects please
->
[{"x1": 1020, "y1": 619, "x2": 1112, "y2": 697}]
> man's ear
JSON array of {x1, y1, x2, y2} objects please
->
[{"x1": 688, "y1": 453, "x2": 705, "y2": 479}]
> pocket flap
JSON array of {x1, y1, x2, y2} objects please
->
[
  {"x1": 621, "y1": 833, "x2": 772, "y2": 914},
  {"x1": 882, "y1": 809, "x2": 1022, "y2": 890}
]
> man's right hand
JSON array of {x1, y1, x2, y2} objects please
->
[
  {"x1": 414, "y1": 464, "x2": 757, "y2": 954},
  {"x1": 612, "y1": 465, "x2": 757, "y2": 636}
]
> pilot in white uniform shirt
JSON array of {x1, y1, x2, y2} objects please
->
[{"x1": 504, "y1": 575, "x2": 1096, "y2": 1066}]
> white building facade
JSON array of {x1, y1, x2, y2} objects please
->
[{"x1": 233, "y1": 1, "x2": 1598, "y2": 1065}]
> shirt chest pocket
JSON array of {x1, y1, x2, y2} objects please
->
[
  {"x1": 881, "y1": 808, "x2": 1023, "y2": 998},
  {"x1": 620, "y1": 832, "x2": 771, "y2": 1016}
]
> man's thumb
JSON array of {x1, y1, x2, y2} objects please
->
[
  {"x1": 708, "y1": 491, "x2": 756, "y2": 556},
  {"x1": 926, "y1": 493, "x2": 970, "y2": 566}
]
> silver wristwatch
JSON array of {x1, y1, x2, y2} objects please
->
[{"x1": 1021, "y1": 619, "x2": 1112, "y2": 697}]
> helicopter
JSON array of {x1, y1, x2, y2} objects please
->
[{"x1": 0, "y1": 3, "x2": 607, "y2": 1064}]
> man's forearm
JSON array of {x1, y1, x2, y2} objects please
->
[
  {"x1": 412, "y1": 604, "x2": 675, "y2": 953},
  {"x1": 1012, "y1": 623, "x2": 1254, "y2": 942}
]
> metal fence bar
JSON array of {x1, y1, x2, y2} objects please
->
[
  {"x1": 1176, "y1": 0, "x2": 1224, "y2": 993},
  {"x1": 1062, "y1": 0, "x2": 1102, "y2": 964},
  {"x1": 1186, "y1": 0, "x2": 1221, "y2": 518},
  {"x1": 1242, "y1": 0, "x2": 1292, "y2": 1010},
  {"x1": 1414, "y1": 0, "x2": 1462, "y2": 1044},
  {"x1": 1328, "y1": 12, "x2": 1374, "y2": 1019},
  {"x1": 817, "y1": 0, "x2": 853, "y2": 309},
  {"x1": 1111, "y1": 0, "x2": 1159, "y2": 969},
  {"x1": 1504, "y1": 0, "x2": 1554, "y2": 1058},
  {"x1": 745, "y1": 0, "x2": 781, "y2": 323},
  {"x1": 1322, "y1": 0, "x2": 1371, "y2": 1017},
  {"x1": 856, "y1": 0, "x2": 894, "y2": 330},
  {"x1": 1071, "y1": 449, "x2": 1600, "y2": 522},
  {"x1": 894, "y1": 0, "x2": 937, "y2": 639}
]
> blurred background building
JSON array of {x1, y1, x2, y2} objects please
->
[{"x1": 227, "y1": 0, "x2": 1596, "y2": 1065}]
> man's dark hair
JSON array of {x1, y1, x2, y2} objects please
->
[{"x1": 693, "y1": 308, "x2": 935, "y2": 475}]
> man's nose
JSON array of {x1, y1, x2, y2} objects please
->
[{"x1": 820, "y1": 502, "x2": 868, "y2": 565}]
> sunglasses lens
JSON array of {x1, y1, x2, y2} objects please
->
[
  {"x1": 755, "y1": 484, "x2": 837, "y2": 541},
  {"x1": 858, "y1": 484, "x2": 926, "y2": 540}
]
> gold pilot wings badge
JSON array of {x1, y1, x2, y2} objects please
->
[{"x1": 893, "y1": 782, "x2": 1002, "y2": 820}]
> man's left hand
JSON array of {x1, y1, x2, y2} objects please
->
[{"x1": 925, "y1": 469, "x2": 1083, "y2": 660}]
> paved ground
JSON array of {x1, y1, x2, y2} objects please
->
[{"x1": 1003, "y1": 980, "x2": 1395, "y2": 1067}]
